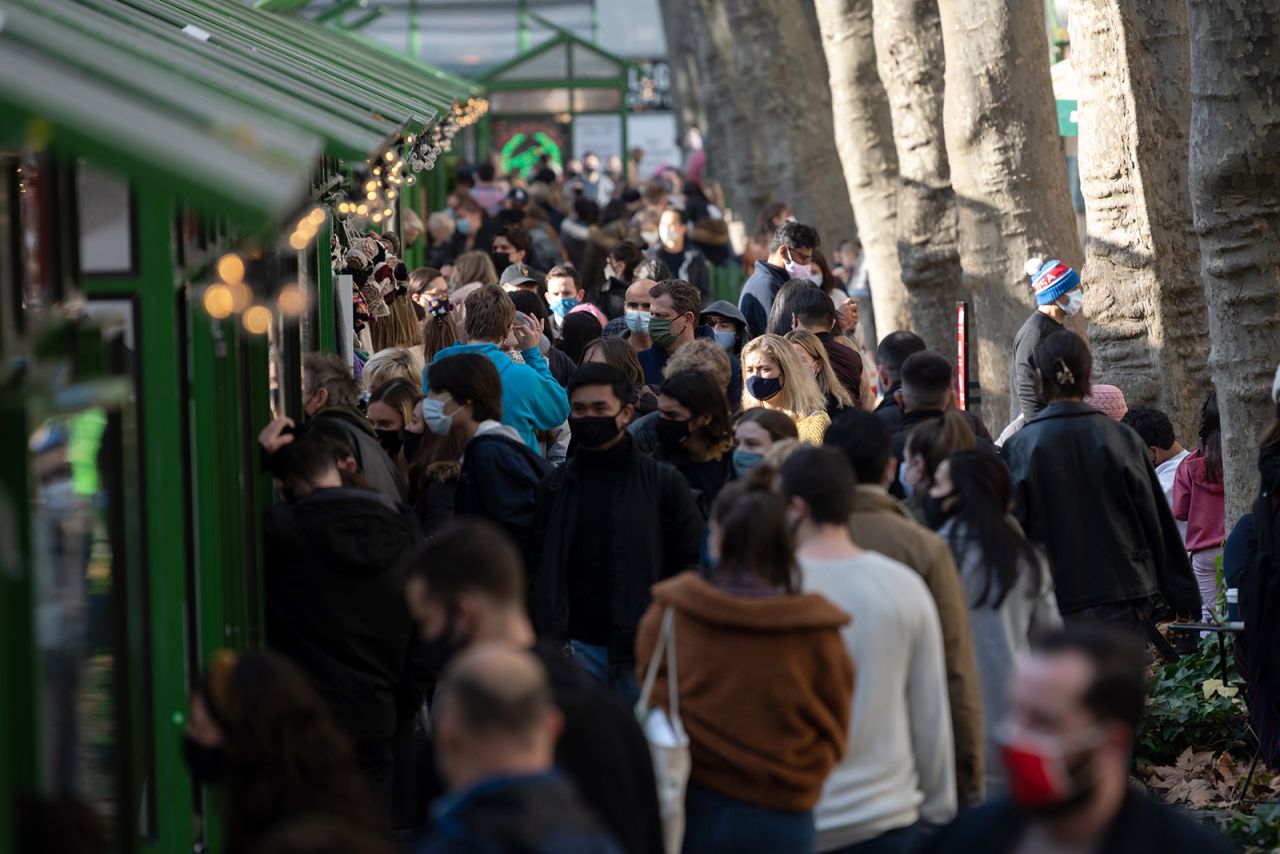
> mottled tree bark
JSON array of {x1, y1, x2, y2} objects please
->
[
  {"x1": 873, "y1": 0, "x2": 966, "y2": 355},
  {"x1": 815, "y1": 0, "x2": 907, "y2": 336},
  {"x1": 937, "y1": 0, "x2": 1082, "y2": 426},
  {"x1": 1188, "y1": 0, "x2": 1280, "y2": 522},
  {"x1": 658, "y1": 0, "x2": 705, "y2": 142},
  {"x1": 1072, "y1": 0, "x2": 1209, "y2": 443},
  {"x1": 665, "y1": 0, "x2": 857, "y2": 251}
]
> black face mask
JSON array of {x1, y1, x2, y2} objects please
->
[
  {"x1": 491, "y1": 251, "x2": 511, "y2": 273},
  {"x1": 401, "y1": 429, "x2": 423, "y2": 462},
  {"x1": 183, "y1": 734, "x2": 226, "y2": 785},
  {"x1": 570, "y1": 414, "x2": 622, "y2": 449},
  {"x1": 655, "y1": 417, "x2": 691, "y2": 452},
  {"x1": 420, "y1": 609, "x2": 467, "y2": 678},
  {"x1": 922, "y1": 492, "x2": 957, "y2": 531},
  {"x1": 375, "y1": 428, "x2": 403, "y2": 457}
]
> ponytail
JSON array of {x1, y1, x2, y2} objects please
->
[{"x1": 906, "y1": 409, "x2": 977, "y2": 484}]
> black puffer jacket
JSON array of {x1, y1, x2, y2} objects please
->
[
  {"x1": 529, "y1": 435, "x2": 704, "y2": 663},
  {"x1": 265, "y1": 486, "x2": 424, "y2": 743},
  {"x1": 1002, "y1": 401, "x2": 1199, "y2": 615}
]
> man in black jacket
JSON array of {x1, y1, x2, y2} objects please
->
[
  {"x1": 530, "y1": 363, "x2": 703, "y2": 704},
  {"x1": 403, "y1": 520, "x2": 663, "y2": 854},
  {"x1": 302, "y1": 351, "x2": 407, "y2": 503},
  {"x1": 922, "y1": 627, "x2": 1235, "y2": 854},
  {"x1": 260, "y1": 421, "x2": 425, "y2": 815},
  {"x1": 873, "y1": 331, "x2": 927, "y2": 430}
]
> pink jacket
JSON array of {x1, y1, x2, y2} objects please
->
[{"x1": 1172, "y1": 449, "x2": 1225, "y2": 553}]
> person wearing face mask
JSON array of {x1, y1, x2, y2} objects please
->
[
  {"x1": 448, "y1": 196, "x2": 493, "y2": 258},
  {"x1": 183, "y1": 650, "x2": 384, "y2": 854},
  {"x1": 544, "y1": 264, "x2": 587, "y2": 337},
  {"x1": 595, "y1": 240, "x2": 641, "y2": 320},
  {"x1": 646, "y1": 207, "x2": 711, "y2": 303},
  {"x1": 652, "y1": 370, "x2": 735, "y2": 515},
  {"x1": 424, "y1": 353, "x2": 549, "y2": 565},
  {"x1": 740, "y1": 333, "x2": 831, "y2": 444},
  {"x1": 901, "y1": 411, "x2": 978, "y2": 524},
  {"x1": 529, "y1": 363, "x2": 703, "y2": 704},
  {"x1": 1009, "y1": 257, "x2": 1084, "y2": 427},
  {"x1": 700, "y1": 300, "x2": 747, "y2": 357},
  {"x1": 922, "y1": 628, "x2": 1236, "y2": 854},
  {"x1": 491, "y1": 224, "x2": 544, "y2": 287},
  {"x1": 401, "y1": 521, "x2": 663, "y2": 854},
  {"x1": 367, "y1": 379, "x2": 423, "y2": 479},
  {"x1": 254, "y1": 424, "x2": 425, "y2": 818},
  {"x1": 731, "y1": 408, "x2": 799, "y2": 478},
  {"x1": 928, "y1": 450, "x2": 1061, "y2": 795},
  {"x1": 610, "y1": 277, "x2": 656, "y2": 353},
  {"x1": 739, "y1": 219, "x2": 820, "y2": 340},
  {"x1": 1003, "y1": 331, "x2": 1200, "y2": 634},
  {"x1": 783, "y1": 447, "x2": 955, "y2": 853}
]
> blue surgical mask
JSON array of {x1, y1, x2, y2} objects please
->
[
  {"x1": 421, "y1": 397, "x2": 455, "y2": 436},
  {"x1": 625, "y1": 310, "x2": 651, "y2": 335},
  {"x1": 549, "y1": 296, "x2": 579, "y2": 318},
  {"x1": 456, "y1": 218, "x2": 472, "y2": 235},
  {"x1": 732, "y1": 449, "x2": 765, "y2": 478},
  {"x1": 806, "y1": 272, "x2": 824, "y2": 285},
  {"x1": 713, "y1": 329, "x2": 737, "y2": 351}
]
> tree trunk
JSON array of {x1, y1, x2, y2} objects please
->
[
  {"x1": 1187, "y1": 0, "x2": 1280, "y2": 523},
  {"x1": 1071, "y1": 0, "x2": 1210, "y2": 444},
  {"x1": 872, "y1": 0, "x2": 966, "y2": 355},
  {"x1": 658, "y1": 0, "x2": 706, "y2": 142},
  {"x1": 937, "y1": 0, "x2": 1081, "y2": 427},
  {"x1": 815, "y1": 0, "x2": 907, "y2": 337},
  {"x1": 668, "y1": 0, "x2": 857, "y2": 250}
]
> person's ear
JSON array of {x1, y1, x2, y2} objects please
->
[
  {"x1": 544, "y1": 706, "x2": 566, "y2": 745},
  {"x1": 790, "y1": 313, "x2": 799, "y2": 330},
  {"x1": 618, "y1": 403, "x2": 636, "y2": 426},
  {"x1": 314, "y1": 387, "x2": 329, "y2": 410},
  {"x1": 338, "y1": 456, "x2": 358, "y2": 474},
  {"x1": 946, "y1": 388, "x2": 958, "y2": 410},
  {"x1": 894, "y1": 389, "x2": 905, "y2": 410},
  {"x1": 691, "y1": 413, "x2": 711, "y2": 433},
  {"x1": 877, "y1": 364, "x2": 891, "y2": 390}
]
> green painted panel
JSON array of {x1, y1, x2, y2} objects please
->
[{"x1": 1057, "y1": 99, "x2": 1078, "y2": 137}]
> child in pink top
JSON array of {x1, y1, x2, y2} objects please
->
[{"x1": 1173, "y1": 392, "x2": 1225, "y2": 622}]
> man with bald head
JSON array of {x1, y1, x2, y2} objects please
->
[
  {"x1": 620, "y1": 278, "x2": 656, "y2": 352},
  {"x1": 420, "y1": 644, "x2": 623, "y2": 854}
]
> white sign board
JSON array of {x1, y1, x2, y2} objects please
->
[
  {"x1": 627, "y1": 112, "x2": 681, "y2": 181},
  {"x1": 572, "y1": 113, "x2": 623, "y2": 161}
]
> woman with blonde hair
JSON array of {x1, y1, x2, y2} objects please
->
[
  {"x1": 740, "y1": 334, "x2": 831, "y2": 444},
  {"x1": 362, "y1": 347, "x2": 419, "y2": 392},
  {"x1": 367, "y1": 378, "x2": 423, "y2": 477},
  {"x1": 451, "y1": 250, "x2": 497, "y2": 290},
  {"x1": 786, "y1": 329, "x2": 855, "y2": 417}
]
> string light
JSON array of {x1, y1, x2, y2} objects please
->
[
  {"x1": 277, "y1": 283, "x2": 308, "y2": 316},
  {"x1": 203, "y1": 284, "x2": 234, "y2": 319},
  {"x1": 216, "y1": 254, "x2": 245, "y2": 285},
  {"x1": 242, "y1": 305, "x2": 272, "y2": 335},
  {"x1": 228, "y1": 281, "x2": 252, "y2": 313}
]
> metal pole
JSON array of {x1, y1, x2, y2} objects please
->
[
  {"x1": 408, "y1": 0, "x2": 420, "y2": 59},
  {"x1": 518, "y1": 0, "x2": 529, "y2": 51}
]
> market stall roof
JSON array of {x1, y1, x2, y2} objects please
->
[
  {"x1": 12, "y1": 0, "x2": 392, "y2": 162},
  {"x1": 482, "y1": 23, "x2": 630, "y2": 89},
  {"x1": 0, "y1": 2, "x2": 318, "y2": 227}
]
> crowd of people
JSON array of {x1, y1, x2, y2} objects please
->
[{"x1": 170, "y1": 156, "x2": 1276, "y2": 854}]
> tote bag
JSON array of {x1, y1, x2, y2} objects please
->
[{"x1": 635, "y1": 606, "x2": 691, "y2": 854}]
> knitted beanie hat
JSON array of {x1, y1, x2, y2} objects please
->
[
  {"x1": 1026, "y1": 257, "x2": 1081, "y2": 305},
  {"x1": 1084, "y1": 383, "x2": 1128, "y2": 420}
]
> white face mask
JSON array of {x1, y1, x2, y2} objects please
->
[
  {"x1": 1061, "y1": 289, "x2": 1084, "y2": 317},
  {"x1": 784, "y1": 248, "x2": 810, "y2": 280},
  {"x1": 659, "y1": 225, "x2": 680, "y2": 247},
  {"x1": 641, "y1": 230, "x2": 660, "y2": 245}
]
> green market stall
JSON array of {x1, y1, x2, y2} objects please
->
[{"x1": 0, "y1": 1, "x2": 464, "y2": 851}]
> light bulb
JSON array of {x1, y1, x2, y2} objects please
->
[
  {"x1": 356, "y1": 204, "x2": 368, "y2": 215},
  {"x1": 367, "y1": 191, "x2": 377, "y2": 201},
  {"x1": 338, "y1": 202, "x2": 350, "y2": 214},
  {"x1": 371, "y1": 213, "x2": 383, "y2": 223},
  {"x1": 228, "y1": 281, "x2": 252, "y2": 313},
  {"x1": 386, "y1": 189, "x2": 397, "y2": 199},
  {"x1": 365, "y1": 180, "x2": 377, "y2": 192},
  {"x1": 406, "y1": 134, "x2": 415, "y2": 144},
  {"x1": 216, "y1": 254, "x2": 245, "y2": 285},
  {"x1": 373, "y1": 167, "x2": 382, "y2": 176},
  {"x1": 288, "y1": 231, "x2": 309, "y2": 250},
  {"x1": 203, "y1": 284, "x2": 234, "y2": 319},
  {"x1": 242, "y1": 305, "x2": 272, "y2": 335},
  {"x1": 277, "y1": 283, "x2": 307, "y2": 316},
  {"x1": 306, "y1": 208, "x2": 326, "y2": 226},
  {"x1": 405, "y1": 175, "x2": 416, "y2": 185},
  {"x1": 383, "y1": 208, "x2": 393, "y2": 217},
  {"x1": 384, "y1": 151, "x2": 395, "y2": 162}
]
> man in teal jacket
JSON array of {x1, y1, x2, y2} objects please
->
[{"x1": 427, "y1": 283, "x2": 568, "y2": 453}]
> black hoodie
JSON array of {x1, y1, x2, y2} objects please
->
[{"x1": 265, "y1": 486, "x2": 424, "y2": 744}]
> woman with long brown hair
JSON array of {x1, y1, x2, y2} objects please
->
[{"x1": 183, "y1": 650, "x2": 381, "y2": 854}]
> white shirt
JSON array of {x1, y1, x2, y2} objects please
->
[
  {"x1": 1157, "y1": 449, "x2": 1191, "y2": 540},
  {"x1": 800, "y1": 552, "x2": 957, "y2": 851}
]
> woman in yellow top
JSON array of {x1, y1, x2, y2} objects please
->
[{"x1": 740, "y1": 333, "x2": 831, "y2": 444}]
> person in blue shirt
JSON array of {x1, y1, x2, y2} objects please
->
[
  {"x1": 425, "y1": 283, "x2": 568, "y2": 453},
  {"x1": 738, "y1": 219, "x2": 820, "y2": 340}
]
